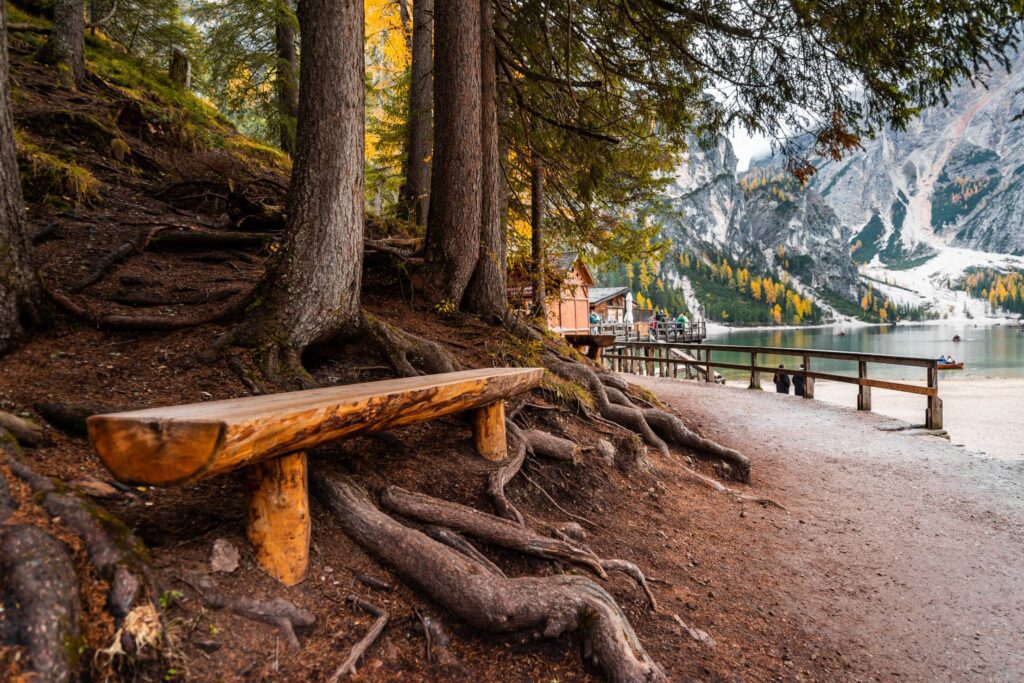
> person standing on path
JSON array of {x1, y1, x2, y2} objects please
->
[
  {"x1": 773, "y1": 364, "x2": 791, "y2": 394},
  {"x1": 793, "y1": 364, "x2": 806, "y2": 397}
]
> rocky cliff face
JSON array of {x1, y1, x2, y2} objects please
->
[
  {"x1": 658, "y1": 137, "x2": 860, "y2": 301},
  {"x1": 781, "y1": 52, "x2": 1024, "y2": 261}
]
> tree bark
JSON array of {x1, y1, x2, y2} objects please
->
[
  {"x1": 36, "y1": 0, "x2": 87, "y2": 87},
  {"x1": 463, "y1": 0, "x2": 507, "y2": 321},
  {"x1": 423, "y1": 0, "x2": 482, "y2": 306},
  {"x1": 399, "y1": 0, "x2": 432, "y2": 225},
  {"x1": 530, "y1": 152, "x2": 546, "y2": 323},
  {"x1": 1, "y1": 3, "x2": 41, "y2": 355},
  {"x1": 274, "y1": 0, "x2": 299, "y2": 156},
  {"x1": 243, "y1": 0, "x2": 364, "y2": 355}
]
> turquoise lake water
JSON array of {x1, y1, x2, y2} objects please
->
[{"x1": 706, "y1": 323, "x2": 1024, "y2": 381}]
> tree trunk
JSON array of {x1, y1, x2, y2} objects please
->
[
  {"x1": 274, "y1": 0, "x2": 299, "y2": 156},
  {"x1": 463, "y1": 0, "x2": 506, "y2": 321},
  {"x1": 36, "y1": 0, "x2": 86, "y2": 87},
  {"x1": 423, "y1": 0, "x2": 481, "y2": 307},
  {"x1": 243, "y1": 0, "x2": 364, "y2": 355},
  {"x1": 530, "y1": 153, "x2": 546, "y2": 323},
  {"x1": 1, "y1": 3, "x2": 41, "y2": 355},
  {"x1": 168, "y1": 48, "x2": 190, "y2": 89},
  {"x1": 399, "y1": 0, "x2": 432, "y2": 225}
]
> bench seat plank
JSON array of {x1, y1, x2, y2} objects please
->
[{"x1": 88, "y1": 367, "x2": 543, "y2": 486}]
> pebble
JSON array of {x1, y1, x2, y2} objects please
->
[{"x1": 210, "y1": 538, "x2": 240, "y2": 573}]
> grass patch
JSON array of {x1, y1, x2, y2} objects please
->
[{"x1": 16, "y1": 132, "x2": 101, "y2": 206}]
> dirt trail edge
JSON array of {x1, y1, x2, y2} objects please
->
[{"x1": 632, "y1": 375, "x2": 1024, "y2": 681}]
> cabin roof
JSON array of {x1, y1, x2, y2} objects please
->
[
  {"x1": 588, "y1": 287, "x2": 629, "y2": 305},
  {"x1": 552, "y1": 253, "x2": 595, "y2": 286}
]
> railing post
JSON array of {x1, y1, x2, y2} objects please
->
[
  {"x1": 749, "y1": 351, "x2": 760, "y2": 389},
  {"x1": 857, "y1": 360, "x2": 871, "y2": 411},
  {"x1": 803, "y1": 354, "x2": 814, "y2": 399},
  {"x1": 645, "y1": 347, "x2": 654, "y2": 376},
  {"x1": 926, "y1": 363, "x2": 943, "y2": 429},
  {"x1": 705, "y1": 348, "x2": 713, "y2": 383}
]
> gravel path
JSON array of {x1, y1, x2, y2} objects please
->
[{"x1": 632, "y1": 376, "x2": 1024, "y2": 681}]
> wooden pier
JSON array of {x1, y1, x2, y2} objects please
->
[
  {"x1": 604, "y1": 341, "x2": 944, "y2": 430},
  {"x1": 594, "y1": 321, "x2": 707, "y2": 344}
]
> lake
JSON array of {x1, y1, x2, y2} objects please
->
[{"x1": 706, "y1": 322, "x2": 1024, "y2": 381}]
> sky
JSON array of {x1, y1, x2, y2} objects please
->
[{"x1": 728, "y1": 127, "x2": 773, "y2": 172}]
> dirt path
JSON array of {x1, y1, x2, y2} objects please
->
[{"x1": 632, "y1": 376, "x2": 1024, "y2": 681}]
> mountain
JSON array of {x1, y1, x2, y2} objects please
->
[
  {"x1": 656, "y1": 136, "x2": 861, "y2": 313},
  {"x1": 801, "y1": 52, "x2": 1024, "y2": 261}
]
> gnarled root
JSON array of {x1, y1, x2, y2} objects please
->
[
  {"x1": 549, "y1": 357, "x2": 753, "y2": 478},
  {"x1": 487, "y1": 419, "x2": 528, "y2": 524},
  {"x1": 312, "y1": 473, "x2": 666, "y2": 683},
  {"x1": 424, "y1": 525, "x2": 507, "y2": 578},
  {"x1": 680, "y1": 464, "x2": 786, "y2": 511},
  {"x1": 380, "y1": 484, "x2": 607, "y2": 579},
  {"x1": 363, "y1": 313, "x2": 458, "y2": 377},
  {"x1": 600, "y1": 559, "x2": 659, "y2": 613},
  {"x1": 522, "y1": 428, "x2": 580, "y2": 463},
  {"x1": 2, "y1": 449, "x2": 163, "y2": 655},
  {"x1": 547, "y1": 357, "x2": 670, "y2": 458},
  {"x1": 0, "y1": 525, "x2": 81, "y2": 683},
  {"x1": 642, "y1": 410, "x2": 750, "y2": 483}
]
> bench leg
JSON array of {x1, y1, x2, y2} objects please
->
[
  {"x1": 246, "y1": 451, "x2": 310, "y2": 586},
  {"x1": 472, "y1": 401, "x2": 507, "y2": 462}
]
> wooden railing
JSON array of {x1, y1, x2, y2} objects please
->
[
  {"x1": 594, "y1": 321, "x2": 706, "y2": 343},
  {"x1": 604, "y1": 341, "x2": 944, "y2": 430}
]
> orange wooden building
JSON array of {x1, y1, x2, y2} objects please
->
[{"x1": 507, "y1": 254, "x2": 594, "y2": 335}]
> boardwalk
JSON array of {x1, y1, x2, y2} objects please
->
[{"x1": 632, "y1": 375, "x2": 1024, "y2": 681}]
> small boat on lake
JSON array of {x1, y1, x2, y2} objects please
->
[
  {"x1": 952, "y1": 334, "x2": 962, "y2": 342},
  {"x1": 937, "y1": 361, "x2": 964, "y2": 370}
]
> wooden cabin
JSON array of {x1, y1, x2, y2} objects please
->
[
  {"x1": 507, "y1": 254, "x2": 594, "y2": 335},
  {"x1": 588, "y1": 287, "x2": 628, "y2": 323}
]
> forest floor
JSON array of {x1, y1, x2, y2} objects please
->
[{"x1": 632, "y1": 376, "x2": 1024, "y2": 681}]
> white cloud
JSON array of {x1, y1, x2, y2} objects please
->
[{"x1": 728, "y1": 126, "x2": 773, "y2": 172}]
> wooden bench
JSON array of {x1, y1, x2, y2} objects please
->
[{"x1": 87, "y1": 367, "x2": 543, "y2": 585}]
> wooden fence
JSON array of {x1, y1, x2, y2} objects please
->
[
  {"x1": 594, "y1": 321, "x2": 706, "y2": 343},
  {"x1": 604, "y1": 341, "x2": 944, "y2": 430}
]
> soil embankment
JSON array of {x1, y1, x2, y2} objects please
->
[{"x1": 633, "y1": 375, "x2": 1024, "y2": 680}]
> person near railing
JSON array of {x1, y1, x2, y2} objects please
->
[
  {"x1": 793, "y1": 364, "x2": 806, "y2": 397},
  {"x1": 773, "y1": 364, "x2": 791, "y2": 394}
]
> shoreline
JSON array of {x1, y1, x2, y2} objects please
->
[
  {"x1": 810, "y1": 377, "x2": 1024, "y2": 460},
  {"x1": 705, "y1": 316, "x2": 1021, "y2": 336}
]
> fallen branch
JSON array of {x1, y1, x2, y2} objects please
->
[
  {"x1": 312, "y1": 474, "x2": 666, "y2": 682},
  {"x1": 329, "y1": 595, "x2": 389, "y2": 681},
  {"x1": 70, "y1": 241, "x2": 134, "y2": 293},
  {"x1": 522, "y1": 428, "x2": 580, "y2": 462}
]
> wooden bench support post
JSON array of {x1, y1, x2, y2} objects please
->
[
  {"x1": 472, "y1": 401, "x2": 507, "y2": 462},
  {"x1": 246, "y1": 451, "x2": 310, "y2": 586},
  {"x1": 857, "y1": 361, "x2": 871, "y2": 411}
]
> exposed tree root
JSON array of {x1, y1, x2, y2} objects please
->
[
  {"x1": 680, "y1": 464, "x2": 786, "y2": 510},
  {"x1": 329, "y1": 596, "x2": 389, "y2": 681},
  {"x1": 34, "y1": 402, "x2": 131, "y2": 436},
  {"x1": 362, "y1": 313, "x2": 458, "y2": 377},
  {"x1": 520, "y1": 468, "x2": 602, "y2": 531},
  {"x1": 0, "y1": 409, "x2": 42, "y2": 446},
  {"x1": 600, "y1": 559, "x2": 659, "y2": 613},
  {"x1": 424, "y1": 525, "x2": 507, "y2": 578},
  {"x1": 549, "y1": 357, "x2": 752, "y2": 480},
  {"x1": 47, "y1": 284, "x2": 254, "y2": 331},
  {"x1": 380, "y1": 484, "x2": 608, "y2": 578},
  {"x1": 185, "y1": 574, "x2": 315, "y2": 649},
  {"x1": 2, "y1": 450, "x2": 164, "y2": 658},
  {"x1": 487, "y1": 420, "x2": 528, "y2": 524},
  {"x1": 108, "y1": 286, "x2": 243, "y2": 308},
  {"x1": 0, "y1": 525, "x2": 81, "y2": 683},
  {"x1": 522, "y1": 428, "x2": 580, "y2": 462},
  {"x1": 312, "y1": 473, "x2": 666, "y2": 682},
  {"x1": 642, "y1": 409, "x2": 750, "y2": 483}
]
